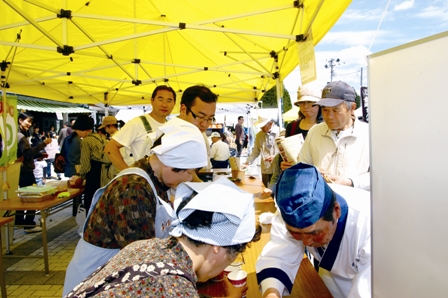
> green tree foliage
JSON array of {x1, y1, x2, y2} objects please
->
[
  {"x1": 355, "y1": 93, "x2": 361, "y2": 109},
  {"x1": 259, "y1": 84, "x2": 292, "y2": 113}
]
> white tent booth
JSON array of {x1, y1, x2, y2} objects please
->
[{"x1": 369, "y1": 31, "x2": 448, "y2": 297}]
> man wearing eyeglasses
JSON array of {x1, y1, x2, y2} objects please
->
[
  {"x1": 177, "y1": 85, "x2": 217, "y2": 177},
  {"x1": 105, "y1": 85, "x2": 177, "y2": 171}
]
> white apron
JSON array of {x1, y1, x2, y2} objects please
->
[{"x1": 63, "y1": 167, "x2": 175, "y2": 297}]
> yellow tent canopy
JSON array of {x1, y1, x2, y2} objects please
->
[
  {"x1": 283, "y1": 105, "x2": 300, "y2": 122},
  {"x1": 0, "y1": 0, "x2": 350, "y2": 113}
]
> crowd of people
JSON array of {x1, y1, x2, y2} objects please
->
[{"x1": 14, "y1": 80, "x2": 371, "y2": 298}]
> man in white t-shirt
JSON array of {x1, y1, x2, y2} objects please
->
[{"x1": 105, "y1": 85, "x2": 176, "y2": 171}]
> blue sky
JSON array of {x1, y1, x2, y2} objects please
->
[{"x1": 284, "y1": 0, "x2": 448, "y2": 100}]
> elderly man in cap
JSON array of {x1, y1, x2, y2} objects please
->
[
  {"x1": 63, "y1": 117, "x2": 208, "y2": 296},
  {"x1": 283, "y1": 80, "x2": 370, "y2": 190},
  {"x1": 209, "y1": 131, "x2": 230, "y2": 168},
  {"x1": 256, "y1": 162, "x2": 371, "y2": 298},
  {"x1": 243, "y1": 116, "x2": 278, "y2": 187}
]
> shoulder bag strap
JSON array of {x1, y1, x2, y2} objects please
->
[
  {"x1": 139, "y1": 115, "x2": 153, "y2": 133},
  {"x1": 290, "y1": 119, "x2": 299, "y2": 136}
]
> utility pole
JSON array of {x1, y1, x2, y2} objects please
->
[{"x1": 324, "y1": 58, "x2": 344, "y2": 82}]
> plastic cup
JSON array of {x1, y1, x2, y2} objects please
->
[{"x1": 227, "y1": 270, "x2": 247, "y2": 297}]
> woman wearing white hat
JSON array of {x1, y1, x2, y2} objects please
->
[
  {"x1": 262, "y1": 84, "x2": 322, "y2": 197},
  {"x1": 63, "y1": 117, "x2": 208, "y2": 296},
  {"x1": 64, "y1": 177, "x2": 262, "y2": 298}
]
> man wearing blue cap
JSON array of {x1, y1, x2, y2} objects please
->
[
  {"x1": 281, "y1": 80, "x2": 370, "y2": 190},
  {"x1": 256, "y1": 163, "x2": 371, "y2": 298}
]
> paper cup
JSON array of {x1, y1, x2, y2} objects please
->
[
  {"x1": 227, "y1": 269, "x2": 247, "y2": 287},
  {"x1": 227, "y1": 270, "x2": 248, "y2": 297}
]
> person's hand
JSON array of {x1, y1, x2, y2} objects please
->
[
  {"x1": 69, "y1": 175, "x2": 83, "y2": 188},
  {"x1": 223, "y1": 276, "x2": 248, "y2": 298},
  {"x1": 44, "y1": 137, "x2": 52, "y2": 145},
  {"x1": 241, "y1": 163, "x2": 249, "y2": 169},
  {"x1": 318, "y1": 169, "x2": 352, "y2": 186},
  {"x1": 261, "y1": 188, "x2": 272, "y2": 198},
  {"x1": 264, "y1": 155, "x2": 274, "y2": 163},
  {"x1": 262, "y1": 287, "x2": 281, "y2": 298},
  {"x1": 323, "y1": 174, "x2": 353, "y2": 186},
  {"x1": 280, "y1": 160, "x2": 293, "y2": 171},
  {"x1": 240, "y1": 140, "x2": 243, "y2": 145}
]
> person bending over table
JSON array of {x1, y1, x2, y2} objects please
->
[
  {"x1": 256, "y1": 163, "x2": 371, "y2": 298},
  {"x1": 64, "y1": 177, "x2": 262, "y2": 298},
  {"x1": 63, "y1": 117, "x2": 208, "y2": 296}
]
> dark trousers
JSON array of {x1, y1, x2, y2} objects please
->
[
  {"x1": 236, "y1": 142, "x2": 243, "y2": 157},
  {"x1": 83, "y1": 160, "x2": 102, "y2": 212},
  {"x1": 45, "y1": 158, "x2": 54, "y2": 178},
  {"x1": 15, "y1": 171, "x2": 37, "y2": 228},
  {"x1": 261, "y1": 173, "x2": 272, "y2": 188},
  {"x1": 211, "y1": 159, "x2": 229, "y2": 169}
]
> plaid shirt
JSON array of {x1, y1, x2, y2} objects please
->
[{"x1": 83, "y1": 158, "x2": 170, "y2": 248}]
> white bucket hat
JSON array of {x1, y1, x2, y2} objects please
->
[{"x1": 255, "y1": 115, "x2": 272, "y2": 128}]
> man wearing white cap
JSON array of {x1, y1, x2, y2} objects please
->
[
  {"x1": 105, "y1": 85, "x2": 176, "y2": 171},
  {"x1": 296, "y1": 80, "x2": 370, "y2": 190},
  {"x1": 210, "y1": 131, "x2": 230, "y2": 168},
  {"x1": 63, "y1": 117, "x2": 208, "y2": 296},
  {"x1": 243, "y1": 116, "x2": 278, "y2": 187},
  {"x1": 256, "y1": 163, "x2": 371, "y2": 298},
  {"x1": 65, "y1": 177, "x2": 262, "y2": 297}
]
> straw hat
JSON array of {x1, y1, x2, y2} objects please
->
[
  {"x1": 293, "y1": 85, "x2": 322, "y2": 107},
  {"x1": 255, "y1": 116, "x2": 272, "y2": 128}
]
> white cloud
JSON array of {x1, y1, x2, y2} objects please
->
[
  {"x1": 338, "y1": 8, "x2": 385, "y2": 22},
  {"x1": 416, "y1": 5, "x2": 448, "y2": 20},
  {"x1": 319, "y1": 30, "x2": 380, "y2": 47},
  {"x1": 394, "y1": 0, "x2": 414, "y2": 11}
]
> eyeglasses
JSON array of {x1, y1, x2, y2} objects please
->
[{"x1": 187, "y1": 108, "x2": 215, "y2": 123}]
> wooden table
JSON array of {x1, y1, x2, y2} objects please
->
[
  {"x1": 0, "y1": 188, "x2": 83, "y2": 275},
  {"x1": 0, "y1": 217, "x2": 14, "y2": 298},
  {"x1": 197, "y1": 168, "x2": 230, "y2": 182},
  {"x1": 198, "y1": 176, "x2": 332, "y2": 297}
]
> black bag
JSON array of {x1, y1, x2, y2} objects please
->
[
  {"x1": 54, "y1": 153, "x2": 66, "y2": 173},
  {"x1": 54, "y1": 137, "x2": 67, "y2": 173}
]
